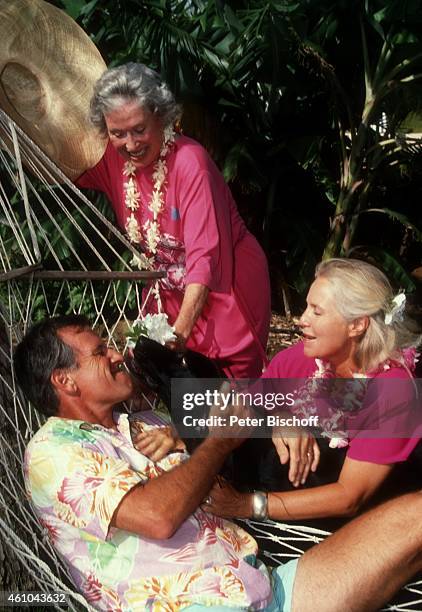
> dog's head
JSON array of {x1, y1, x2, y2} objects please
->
[{"x1": 126, "y1": 337, "x2": 224, "y2": 409}]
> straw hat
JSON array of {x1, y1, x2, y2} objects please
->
[{"x1": 0, "y1": 0, "x2": 107, "y2": 180}]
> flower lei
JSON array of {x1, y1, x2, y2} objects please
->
[
  {"x1": 292, "y1": 348, "x2": 418, "y2": 449},
  {"x1": 124, "y1": 124, "x2": 176, "y2": 272},
  {"x1": 291, "y1": 362, "x2": 363, "y2": 449}
]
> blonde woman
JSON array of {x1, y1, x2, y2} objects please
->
[{"x1": 204, "y1": 258, "x2": 421, "y2": 521}]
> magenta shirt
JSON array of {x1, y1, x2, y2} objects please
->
[
  {"x1": 77, "y1": 136, "x2": 271, "y2": 377},
  {"x1": 262, "y1": 342, "x2": 420, "y2": 464},
  {"x1": 78, "y1": 137, "x2": 248, "y2": 291}
]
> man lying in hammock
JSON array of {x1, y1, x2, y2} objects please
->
[{"x1": 15, "y1": 314, "x2": 422, "y2": 612}]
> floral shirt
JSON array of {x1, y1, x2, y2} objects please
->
[{"x1": 24, "y1": 416, "x2": 272, "y2": 611}]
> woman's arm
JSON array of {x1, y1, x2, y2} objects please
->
[
  {"x1": 205, "y1": 456, "x2": 393, "y2": 520},
  {"x1": 268, "y1": 457, "x2": 392, "y2": 519},
  {"x1": 167, "y1": 283, "x2": 209, "y2": 349},
  {"x1": 166, "y1": 144, "x2": 239, "y2": 348}
]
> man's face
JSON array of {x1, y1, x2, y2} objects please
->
[{"x1": 58, "y1": 326, "x2": 133, "y2": 408}]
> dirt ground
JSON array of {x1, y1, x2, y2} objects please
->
[{"x1": 266, "y1": 312, "x2": 301, "y2": 359}]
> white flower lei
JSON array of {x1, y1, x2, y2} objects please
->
[
  {"x1": 126, "y1": 313, "x2": 176, "y2": 348},
  {"x1": 124, "y1": 125, "x2": 176, "y2": 270}
]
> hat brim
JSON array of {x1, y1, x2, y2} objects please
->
[{"x1": 0, "y1": 0, "x2": 107, "y2": 180}]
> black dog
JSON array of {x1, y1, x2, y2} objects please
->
[
  {"x1": 127, "y1": 336, "x2": 225, "y2": 451},
  {"x1": 127, "y1": 337, "x2": 347, "y2": 492}
]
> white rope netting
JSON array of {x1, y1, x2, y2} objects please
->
[
  {"x1": 0, "y1": 109, "x2": 159, "y2": 608},
  {"x1": 238, "y1": 518, "x2": 422, "y2": 612},
  {"x1": 0, "y1": 108, "x2": 421, "y2": 610}
]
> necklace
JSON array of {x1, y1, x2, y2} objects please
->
[
  {"x1": 292, "y1": 348, "x2": 418, "y2": 449},
  {"x1": 291, "y1": 360, "x2": 352, "y2": 448},
  {"x1": 123, "y1": 125, "x2": 176, "y2": 271}
]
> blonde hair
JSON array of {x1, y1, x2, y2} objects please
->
[{"x1": 315, "y1": 258, "x2": 421, "y2": 372}]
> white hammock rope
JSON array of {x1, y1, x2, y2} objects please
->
[
  {"x1": 9, "y1": 120, "x2": 40, "y2": 261},
  {"x1": 0, "y1": 109, "x2": 142, "y2": 270},
  {"x1": 0, "y1": 109, "x2": 420, "y2": 610},
  {"x1": 0, "y1": 518, "x2": 92, "y2": 611},
  {"x1": 0, "y1": 177, "x2": 35, "y2": 267}
]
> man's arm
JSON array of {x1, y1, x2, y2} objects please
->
[{"x1": 111, "y1": 436, "x2": 236, "y2": 539}]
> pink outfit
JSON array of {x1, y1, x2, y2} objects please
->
[
  {"x1": 262, "y1": 342, "x2": 420, "y2": 464},
  {"x1": 78, "y1": 136, "x2": 270, "y2": 377}
]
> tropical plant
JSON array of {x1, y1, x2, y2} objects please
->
[
  {"x1": 53, "y1": 0, "x2": 422, "y2": 296},
  {"x1": 314, "y1": 1, "x2": 422, "y2": 266}
]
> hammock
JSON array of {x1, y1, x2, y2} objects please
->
[{"x1": 0, "y1": 108, "x2": 421, "y2": 611}]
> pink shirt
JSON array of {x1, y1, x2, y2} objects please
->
[
  {"x1": 262, "y1": 342, "x2": 420, "y2": 464},
  {"x1": 77, "y1": 136, "x2": 271, "y2": 377},
  {"x1": 78, "y1": 137, "x2": 248, "y2": 292}
]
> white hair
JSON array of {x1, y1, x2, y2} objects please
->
[{"x1": 89, "y1": 63, "x2": 181, "y2": 135}]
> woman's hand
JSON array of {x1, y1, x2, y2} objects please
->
[
  {"x1": 133, "y1": 426, "x2": 185, "y2": 462},
  {"x1": 272, "y1": 428, "x2": 320, "y2": 487},
  {"x1": 202, "y1": 478, "x2": 253, "y2": 519},
  {"x1": 165, "y1": 332, "x2": 187, "y2": 352}
]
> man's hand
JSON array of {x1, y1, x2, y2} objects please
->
[
  {"x1": 202, "y1": 477, "x2": 252, "y2": 519},
  {"x1": 272, "y1": 428, "x2": 320, "y2": 487},
  {"x1": 133, "y1": 426, "x2": 186, "y2": 462},
  {"x1": 207, "y1": 382, "x2": 256, "y2": 446}
]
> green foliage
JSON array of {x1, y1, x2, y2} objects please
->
[
  {"x1": 348, "y1": 245, "x2": 416, "y2": 292},
  {"x1": 51, "y1": 0, "x2": 422, "y2": 297}
]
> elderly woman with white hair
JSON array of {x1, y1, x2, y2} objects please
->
[
  {"x1": 204, "y1": 258, "x2": 421, "y2": 521},
  {"x1": 77, "y1": 62, "x2": 271, "y2": 378}
]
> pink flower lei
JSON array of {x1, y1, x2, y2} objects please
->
[{"x1": 292, "y1": 348, "x2": 418, "y2": 449}]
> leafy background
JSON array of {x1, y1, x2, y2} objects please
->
[
  {"x1": 18, "y1": 0, "x2": 422, "y2": 310},
  {"x1": 1, "y1": 0, "x2": 422, "y2": 596}
]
